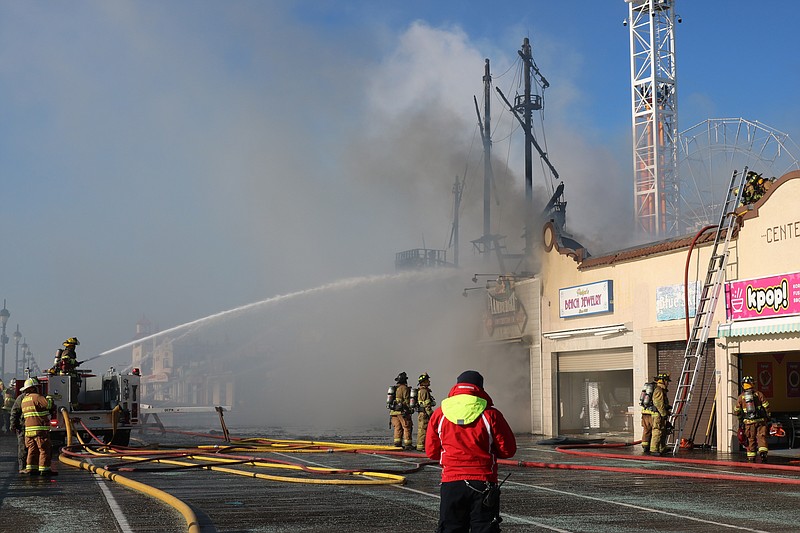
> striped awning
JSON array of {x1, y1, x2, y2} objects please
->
[{"x1": 718, "y1": 316, "x2": 800, "y2": 338}]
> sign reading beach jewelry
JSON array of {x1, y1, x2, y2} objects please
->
[
  {"x1": 559, "y1": 280, "x2": 613, "y2": 318},
  {"x1": 724, "y1": 272, "x2": 800, "y2": 321},
  {"x1": 656, "y1": 281, "x2": 701, "y2": 321}
]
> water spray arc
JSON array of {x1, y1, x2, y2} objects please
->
[{"x1": 98, "y1": 271, "x2": 455, "y2": 358}]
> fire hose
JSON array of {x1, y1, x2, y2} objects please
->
[{"x1": 490, "y1": 440, "x2": 800, "y2": 486}]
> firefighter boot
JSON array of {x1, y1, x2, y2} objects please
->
[
  {"x1": 747, "y1": 456, "x2": 756, "y2": 463},
  {"x1": 760, "y1": 451, "x2": 768, "y2": 464},
  {"x1": 642, "y1": 447, "x2": 650, "y2": 455}
]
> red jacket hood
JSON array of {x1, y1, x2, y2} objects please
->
[{"x1": 447, "y1": 382, "x2": 494, "y2": 407}]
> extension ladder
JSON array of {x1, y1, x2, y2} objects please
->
[{"x1": 668, "y1": 167, "x2": 749, "y2": 453}]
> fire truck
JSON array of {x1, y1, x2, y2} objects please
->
[{"x1": 15, "y1": 368, "x2": 141, "y2": 446}]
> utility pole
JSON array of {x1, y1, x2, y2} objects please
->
[
  {"x1": 482, "y1": 58, "x2": 493, "y2": 245},
  {"x1": 519, "y1": 38, "x2": 534, "y2": 261},
  {"x1": 452, "y1": 175, "x2": 462, "y2": 267}
]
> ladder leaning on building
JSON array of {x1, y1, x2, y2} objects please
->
[{"x1": 668, "y1": 167, "x2": 750, "y2": 453}]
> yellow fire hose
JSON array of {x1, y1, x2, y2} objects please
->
[
  {"x1": 81, "y1": 450, "x2": 405, "y2": 485},
  {"x1": 198, "y1": 437, "x2": 401, "y2": 453},
  {"x1": 58, "y1": 409, "x2": 200, "y2": 533}
]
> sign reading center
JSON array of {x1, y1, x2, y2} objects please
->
[{"x1": 559, "y1": 280, "x2": 613, "y2": 318}]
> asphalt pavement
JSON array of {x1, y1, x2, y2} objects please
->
[{"x1": 2, "y1": 427, "x2": 800, "y2": 533}]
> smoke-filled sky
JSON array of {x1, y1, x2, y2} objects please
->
[{"x1": 1, "y1": 1, "x2": 798, "y2": 390}]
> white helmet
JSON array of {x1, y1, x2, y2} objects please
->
[{"x1": 21, "y1": 377, "x2": 39, "y2": 392}]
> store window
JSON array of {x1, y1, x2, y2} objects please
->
[{"x1": 558, "y1": 369, "x2": 633, "y2": 434}]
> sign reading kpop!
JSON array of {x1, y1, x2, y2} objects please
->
[
  {"x1": 724, "y1": 272, "x2": 800, "y2": 321},
  {"x1": 559, "y1": 280, "x2": 613, "y2": 318}
]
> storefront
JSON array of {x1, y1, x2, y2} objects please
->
[
  {"x1": 717, "y1": 272, "x2": 800, "y2": 449},
  {"x1": 534, "y1": 170, "x2": 800, "y2": 451}
]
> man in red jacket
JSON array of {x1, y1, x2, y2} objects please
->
[{"x1": 426, "y1": 370, "x2": 517, "y2": 532}]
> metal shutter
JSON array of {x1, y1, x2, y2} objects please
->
[{"x1": 558, "y1": 348, "x2": 633, "y2": 372}]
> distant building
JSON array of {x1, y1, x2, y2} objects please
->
[{"x1": 131, "y1": 316, "x2": 234, "y2": 408}]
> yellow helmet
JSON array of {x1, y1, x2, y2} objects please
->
[{"x1": 63, "y1": 337, "x2": 80, "y2": 347}]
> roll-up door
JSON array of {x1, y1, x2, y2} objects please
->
[{"x1": 558, "y1": 348, "x2": 633, "y2": 372}]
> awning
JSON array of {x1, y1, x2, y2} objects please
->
[{"x1": 718, "y1": 316, "x2": 800, "y2": 338}]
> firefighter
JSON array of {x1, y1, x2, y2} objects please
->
[
  {"x1": 1, "y1": 387, "x2": 14, "y2": 432},
  {"x1": 20, "y1": 377, "x2": 57, "y2": 476},
  {"x1": 640, "y1": 379, "x2": 656, "y2": 455},
  {"x1": 734, "y1": 375, "x2": 771, "y2": 463},
  {"x1": 58, "y1": 337, "x2": 81, "y2": 374},
  {"x1": 9, "y1": 385, "x2": 28, "y2": 473},
  {"x1": 415, "y1": 372, "x2": 436, "y2": 452},
  {"x1": 56, "y1": 337, "x2": 83, "y2": 406},
  {"x1": 388, "y1": 372, "x2": 414, "y2": 449},
  {"x1": 650, "y1": 372, "x2": 671, "y2": 456}
]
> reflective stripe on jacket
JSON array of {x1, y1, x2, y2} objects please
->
[{"x1": 22, "y1": 393, "x2": 53, "y2": 435}]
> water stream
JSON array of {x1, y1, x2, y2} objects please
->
[{"x1": 95, "y1": 269, "x2": 530, "y2": 432}]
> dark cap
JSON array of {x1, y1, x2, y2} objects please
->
[{"x1": 456, "y1": 370, "x2": 484, "y2": 389}]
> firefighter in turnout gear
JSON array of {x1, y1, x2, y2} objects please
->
[
  {"x1": 1, "y1": 387, "x2": 14, "y2": 432},
  {"x1": 639, "y1": 380, "x2": 656, "y2": 455},
  {"x1": 734, "y1": 375, "x2": 771, "y2": 463},
  {"x1": 415, "y1": 372, "x2": 436, "y2": 452},
  {"x1": 57, "y1": 337, "x2": 80, "y2": 374},
  {"x1": 20, "y1": 377, "x2": 57, "y2": 476},
  {"x1": 50, "y1": 337, "x2": 82, "y2": 407},
  {"x1": 9, "y1": 386, "x2": 29, "y2": 473},
  {"x1": 388, "y1": 372, "x2": 414, "y2": 449},
  {"x1": 650, "y1": 373, "x2": 671, "y2": 456}
]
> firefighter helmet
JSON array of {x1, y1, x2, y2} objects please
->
[
  {"x1": 395, "y1": 372, "x2": 408, "y2": 384},
  {"x1": 63, "y1": 337, "x2": 80, "y2": 346},
  {"x1": 742, "y1": 375, "x2": 755, "y2": 385},
  {"x1": 418, "y1": 372, "x2": 430, "y2": 384},
  {"x1": 656, "y1": 372, "x2": 671, "y2": 382},
  {"x1": 21, "y1": 377, "x2": 39, "y2": 392}
]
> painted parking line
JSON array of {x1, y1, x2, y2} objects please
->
[
  {"x1": 87, "y1": 458, "x2": 134, "y2": 533},
  {"x1": 285, "y1": 452, "x2": 575, "y2": 532},
  {"x1": 509, "y1": 480, "x2": 770, "y2": 533}
]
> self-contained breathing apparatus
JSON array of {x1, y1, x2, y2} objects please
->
[
  {"x1": 742, "y1": 389, "x2": 767, "y2": 420},
  {"x1": 386, "y1": 384, "x2": 413, "y2": 414},
  {"x1": 386, "y1": 385, "x2": 397, "y2": 410},
  {"x1": 639, "y1": 382, "x2": 655, "y2": 410}
]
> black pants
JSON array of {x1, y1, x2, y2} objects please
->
[{"x1": 438, "y1": 480, "x2": 501, "y2": 533}]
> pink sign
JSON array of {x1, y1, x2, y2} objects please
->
[{"x1": 725, "y1": 272, "x2": 800, "y2": 320}]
